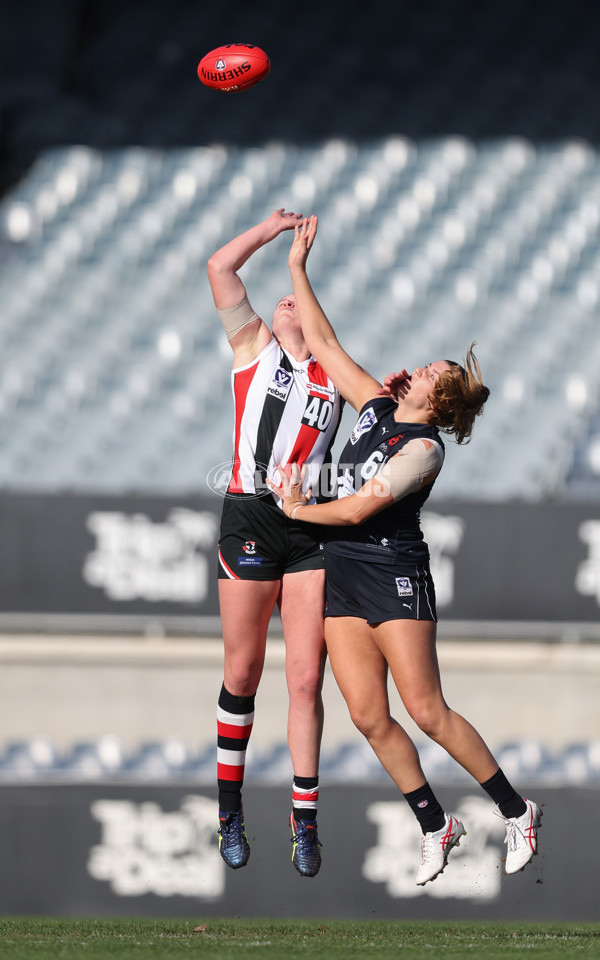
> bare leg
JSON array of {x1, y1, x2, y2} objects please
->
[
  {"x1": 278, "y1": 568, "x2": 327, "y2": 777},
  {"x1": 373, "y1": 618, "x2": 499, "y2": 784},
  {"x1": 218, "y1": 578, "x2": 281, "y2": 696},
  {"x1": 325, "y1": 616, "x2": 428, "y2": 793}
]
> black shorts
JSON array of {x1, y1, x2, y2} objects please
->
[
  {"x1": 218, "y1": 494, "x2": 325, "y2": 580},
  {"x1": 324, "y1": 550, "x2": 437, "y2": 625}
]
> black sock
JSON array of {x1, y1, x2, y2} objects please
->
[
  {"x1": 403, "y1": 782, "x2": 446, "y2": 834},
  {"x1": 218, "y1": 785, "x2": 243, "y2": 814},
  {"x1": 480, "y1": 768, "x2": 527, "y2": 819},
  {"x1": 218, "y1": 684, "x2": 255, "y2": 715}
]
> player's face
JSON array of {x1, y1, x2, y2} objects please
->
[
  {"x1": 397, "y1": 361, "x2": 451, "y2": 407},
  {"x1": 272, "y1": 294, "x2": 300, "y2": 335}
]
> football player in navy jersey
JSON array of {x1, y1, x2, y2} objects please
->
[
  {"x1": 207, "y1": 210, "x2": 343, "y2": 876},
  {"x1": 268, "y1": 216, "x2": 542, "y2": 885}
]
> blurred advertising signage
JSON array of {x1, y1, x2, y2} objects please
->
[
  {"x1": 83, "y1": 508, "x2": 218, "y2": 603},
  {"x1": 1, "y1": 494, "x2": 600, "y2": 622}
]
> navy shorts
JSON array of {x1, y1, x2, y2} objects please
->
[
  {"x1": 324, "y1": 550, "x2": 437, "y2": 625},
  {"x1": 218, "y1": 493, "x2": 326, "y2": 580}
]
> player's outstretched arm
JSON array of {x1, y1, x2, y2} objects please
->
[
  {"x1": 268, "y1": 440, "x2": 442, "y2": 527},
  {"x1": 288, "y1": 217, "x2": 382, "y2": 411},
  {"x1": 267, "y1": 461, "x2": 394, "y2": 526},
  {"x1": 208, "y1": 208, "x2": 303, "y2": 363},
  {"x1": 208, "y1": 208, "x2": 303, "y2": 309}
]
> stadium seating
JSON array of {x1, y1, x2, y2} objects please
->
[
  {"x1": 119, "y1": 738, "x2": 196, "y2": 780},
  {"x1": 0, "y1": 736, "x2": 596, "y2": 785},
  {"x1": 54, "y1": 736, "x2": 126, "y2": 780},
  {"x1": 561, "y1": 741, "x2": 600, "y2": 784},
  {"x1": 0, "y1": 139, "x2": 600, "y2": 500},
  {"x1": 312, "y1": 741, "x2": 390, "y2": 784},
  {"x1": 494, "y1": 740, "x2": 558, "y2": 784},
  {"x1": 245, "y1": 743, "x2": 294, "y2": 783},
  {"x1": 0, "y1": 738, "x2": 59, "y2": 779}
]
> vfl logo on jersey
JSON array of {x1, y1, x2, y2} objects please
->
[
  {"x1": 267, "y1": 367, "x2": 293, "y2": 401},
  {"x1": 350, "y1": 407, "x2": 377, "y2": 445},
  {"x1": 242, "y1": 541, "x2": 256, "y2": 554},
  {"x1": 395, "y1": 577, "x2": 413, "y2": 597}
]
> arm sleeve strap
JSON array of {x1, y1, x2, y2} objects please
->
[
  {"x1": 217, "y1": 297, "x2": 260, "y2": 341},
  {"x1": 378, "y1": 438, "x2": 444, "y2": 502}
]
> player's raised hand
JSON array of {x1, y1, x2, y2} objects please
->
[
  {"x1": 377, "y1": 369, "x2": 412, "y2": 398},
  {"x1": 269, "y1": 208, "x2": 304, "y2": 232},
  {"x1": 289, "y1": 216, "x2": 318, "y2": 270}
]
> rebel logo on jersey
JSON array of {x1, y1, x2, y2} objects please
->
[
  {"x1": 396, "y1": 577, "x2": 414, "y2": 597},
  {"x1": 267, "y1": 367, "x2": 293, "y2": 401}
]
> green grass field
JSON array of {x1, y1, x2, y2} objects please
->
[{"x1": 0, "y1": 919, "x2": 599, "y2": 960}]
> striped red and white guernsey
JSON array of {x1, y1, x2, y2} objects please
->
[{"x1": 228, "y1": 337, "x2": 343, "y2": 505}]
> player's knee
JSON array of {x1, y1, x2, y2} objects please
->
[
  {"x1": 407, "y1": 699, "x2": 447, "y2": 739},
  {"x1": 288, "y1": 668, "x2": 324, "y2": 705},
  {"x1": 225, "y1": 660, "x2": 263, "y2": 696},
  {"x1": 348, "y1": 704, "x2": 388, "y2": 741}
]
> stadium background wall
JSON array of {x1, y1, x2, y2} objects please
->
[
  {"x1": 0, "y1": 783, "x2": 593, "y2": 921},
  {"x1": 1, "y1": 493, "x2": 599, "y2": 632}
]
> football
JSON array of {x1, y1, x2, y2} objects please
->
[{"x1": 197, "y1": 43, "x2": 270, "y2": 93}]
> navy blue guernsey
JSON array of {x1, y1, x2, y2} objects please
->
[{"x1": 326, "y1": 396, "x2": 444, "y2": 563}]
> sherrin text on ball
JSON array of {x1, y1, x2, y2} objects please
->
[{"x1": 197, "y1": 43, "x2": 270, "y2": 92}]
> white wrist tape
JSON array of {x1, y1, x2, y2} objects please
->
[
  {"x1": 378, "y1": 438, "x2": 444, "y2": 501},
  {"x1": 217, "y1": 297, "x2": 260, "y2": 341},
  {"x1": 290, "y1": 503, "x2": 303, "y2": 521}
]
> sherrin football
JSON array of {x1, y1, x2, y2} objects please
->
[{"x1": 197, "y1": 43, "x2": 270, "y2": 92}]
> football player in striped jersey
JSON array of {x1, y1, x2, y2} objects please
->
[{"x1": 208, "y1": 210, "x2": 344, "y2": 875}]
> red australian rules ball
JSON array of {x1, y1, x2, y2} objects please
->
[{"x1": 197, "y1": 43, "x2": 271, "y2": 92}]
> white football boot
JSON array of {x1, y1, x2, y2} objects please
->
[
  {"x1": 504, "y1": 798, "x2": 542, "y2": 874},
  {"x1": 416, "y1": 814, "x2": 466, "y2": 886}
]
